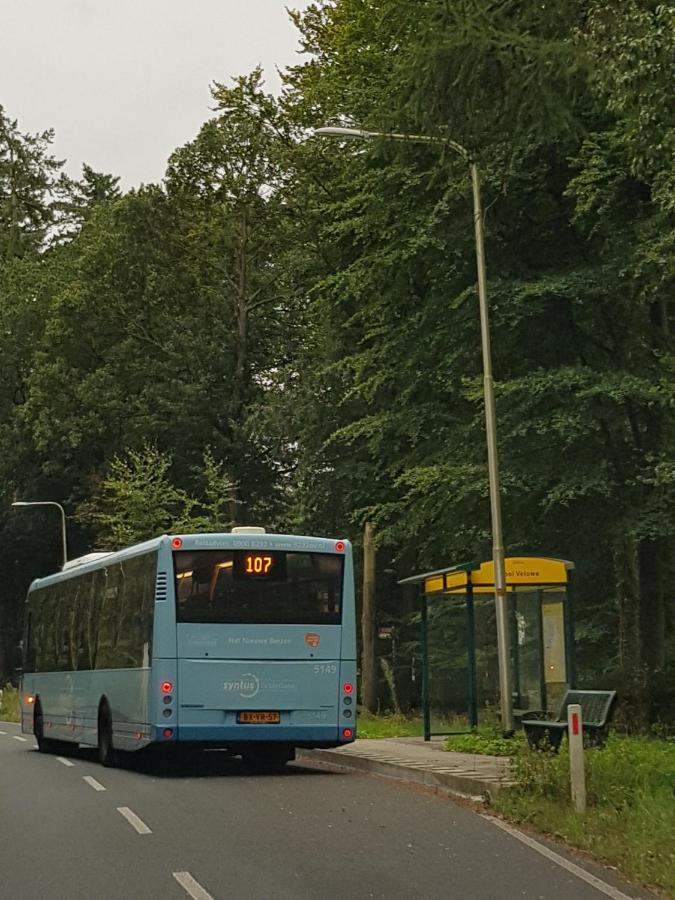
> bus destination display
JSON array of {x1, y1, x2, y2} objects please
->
[{"x1": 232, "y1": 550, "x2": 287, "y2": 581}]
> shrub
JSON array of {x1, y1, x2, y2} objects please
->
[
  {"x1": 0, "y1": 684, "x2": 21, "y2": 723},
  {"x1": 495, "y1": 734, "x2": 675, "y2": 894}
]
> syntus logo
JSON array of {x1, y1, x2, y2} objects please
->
[{"x1": 223, "y1": 674, "x2": 259, "y2": 698}]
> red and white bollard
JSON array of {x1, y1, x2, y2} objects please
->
[{"x1": 567, "y1": 703, "x2": 586, "y2": 813}]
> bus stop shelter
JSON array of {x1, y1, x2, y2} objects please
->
[{"x1": 399, "y1": 557, "x2": 575, "y2": 740}]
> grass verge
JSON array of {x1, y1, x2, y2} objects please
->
[
  {"x1": 444, "y1": 729, "x2": 527, "y2": 756},
  {"x1": 356, "y1": 711, "x2": 473, "y2": 739},
  {"x1": 493, "y1": 734, "x2": 675, "y2": 896},
  {"x1": 0, "y1": 684, "x2": 21, "y2": 723}
]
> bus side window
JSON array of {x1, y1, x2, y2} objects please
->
[
  {"x1": 43, "y1": 587, "x2": 59, "y2": 673},
  {"x1": 24, "y1": 610, "x2": 35, "y2": 673}
]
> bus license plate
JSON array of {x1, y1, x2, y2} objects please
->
[{"x1": 237, "y1": 711, "x2": 281, "y2": 724}]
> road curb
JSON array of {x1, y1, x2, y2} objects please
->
[{"x1": 296, "y1": 747, "x2": 514, "y2": 803}]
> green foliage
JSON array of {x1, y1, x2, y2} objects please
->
[
  {"x1": 445, "y1": 730, "x2": 526, "y2": 758},
  {"x1": 0, "y1": 104, "x2": 73, "y2": 259},
  {"x1": 76, "y1": 445, "x2": 200, "y2": 548},
  {"x1": 496, "y1": 735, "x2": 675, "y2": 894},
  {"x1": 284, "y1": 0, "x2": 675, "y2": 722},
  {"x1": 76, "y1": 445, "x2": 237, "y2": 549},
  {"x1": 0, "y1": 685, "x2": 20, "y2": 723},
  {"x1": 356, "y1": 711, "x2": 465, "y2": 739},
  {"x1": 0, "y1": 0, "x2": 674, "y2": 739}
]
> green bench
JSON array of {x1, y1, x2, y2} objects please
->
[{"x1": 522, "y1": 690, "x2": 617, "y2": 751}]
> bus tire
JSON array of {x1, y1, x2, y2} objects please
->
[
  {"x1": 34, "y1": 701, "x2": 62, "y2": 754},
  {"x1": 97, "y1": 702, "x2": 117, "y2": 768}
]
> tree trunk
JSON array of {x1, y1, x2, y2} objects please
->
[
  {"x1": 361, "y1": 522, "x2": 378, "y2": 713},
  {"x1": 637, "y1": 538, "x2": 666, "y2": 675},
  {"x1": 614, "y1": 539, "x2": 640, "y2": 674},
  {"x1": 228, "y1": 212, "x2": 249, "y2": 524},
  {"x1": 0, "y1": 603, "x2": 7, "y2": 683}
]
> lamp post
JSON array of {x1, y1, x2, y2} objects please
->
[
  {"x1": 315, "y1": 125, "x2": 514, "y2": 732},
  {"x1": 12, "y1": 501, "x2": 68, "y2": 570}
]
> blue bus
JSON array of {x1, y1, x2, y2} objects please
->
[{"x1": 21, "y1": 528, "x2": 357, "y2": 767}]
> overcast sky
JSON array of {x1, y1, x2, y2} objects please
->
[{"x1": 1, "y1": 0, "x2": 312, "y2": 189}]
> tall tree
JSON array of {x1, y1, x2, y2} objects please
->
[
  {"x1": 0, "y1": 105, "x2": 72, "y2": 259},
  {"x1": 165, "y1": 69, "x2": 307, "y2": 525},
  {"x1": 281, "y1": 0, "x2": 675, "y2": 718}
]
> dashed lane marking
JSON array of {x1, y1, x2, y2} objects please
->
[
  {"x1": 482, "y1": 815, "x2": 638, "y2": 900},
  {"x1": 83, "y1": 775, "x2": 106, "y2": 791},
  {"x1": 117, "y1": 807, "x2": 152, "y2": 835},
  {"x1": 13, "y1": 735, "x2": 28, "y2": 742},
  {"x1": 173, "y1": 872, "x2": 215, "y2": 900},
  {"x1": 0, "y1": 730, "x2": 7, "y2": 735},
  {"x1": 57, "y1": 757, "x2": 75, "y2": 767}
]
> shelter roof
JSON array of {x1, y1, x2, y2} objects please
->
[{"x1": 399, "y1": 556, "x2": 574, "y2": 595}]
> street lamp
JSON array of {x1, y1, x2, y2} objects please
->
[
  {"x1": 12, "y1": 501, "x2": 68, "y2": 570},
  {"x1": 315, "y1": 125, "x2": 514, "y2": 732}
]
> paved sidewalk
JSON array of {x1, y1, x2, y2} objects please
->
[{"x1": 298, "y1": 736, "x2": 514, "y2": 801}]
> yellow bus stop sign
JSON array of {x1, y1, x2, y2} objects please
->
[{"x1": 424, "y1": 557, "x2": 573, "y2": 595}]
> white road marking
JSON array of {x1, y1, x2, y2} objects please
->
[
  {"x1": 173, "y1": 872, "x2": 214, "y2": 900},
  {"x1": 116, "y1": 807, "x2": 152, "y2": 834},
  {"x1": 83, "y1": 775, "x2": 106, "y2": 791},
  {"x1": 0, "y1": 730, "x2": 7, "y2": 735},
  {"x1": 13, "y1": 735, "x2": 28, "y2": 742},
  {"x1": 57, "y1": 757, "x2": 75, "y2": 767},
  {"x1": 482, "y1": 815, "x2": 638, "y2": 900}
]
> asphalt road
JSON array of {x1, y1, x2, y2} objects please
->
[{"x1": 0, "y1": 720, "x2": 650, "y2": 900}]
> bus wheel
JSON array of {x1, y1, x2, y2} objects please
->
[
  {"x1": 33, "y1": 700, "x2": 61, "y2": 753},
  {"x1": 97, "y1": 703, "x2": 117, "y2": 768}
]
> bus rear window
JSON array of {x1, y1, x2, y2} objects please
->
[{"x1": 173, "y1": 550, "x2": 343, "y2": 625}]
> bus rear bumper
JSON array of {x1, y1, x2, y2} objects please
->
[{"x1": 152, "y1": 723, "x2": 354, "y2": 746}]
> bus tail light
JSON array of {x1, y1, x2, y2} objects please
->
[
  {"x1": 335, "y1": 541, "x2": 345, "y2": 553},
  {"x1": 25, "y1": 695, "x2": 35, "y2": 705},
  {"x1": 163, "y1": 728, "x2": 174, "y2": 739},
  {"x1": 343, "y1": 683, "x2": 353, "y2": 695},
  {"x1": 171, "y1": 537, "x2": 183, "y2": 550},
  {"x1": 342, "y1": 728, "x2": 353, "y2": 739},
  {"x1": 161, "y1": 681, "x2": 173, "y2": 694}
]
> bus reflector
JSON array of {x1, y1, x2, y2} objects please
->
[
  {"x1": 335, "y1": 541, "x2": 345, "y2": 552},
  {"x1": 161, "y1": 681, "x2": 173, "y2": 694},
  {"x1": 342, "y1": 728, "x2": 353, "y2": 739},
  {"x1": 343, "y1": 683, "x2": 354, "y2": 695},
  {"x1": 171, "y1": 537, "x2": 183, "y2": 550},
  {"x1": 163, "y1": 728, "x2": 174, "y2": 738}
]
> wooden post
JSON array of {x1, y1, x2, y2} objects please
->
[{"x1": 361, "y1": 521, "x2": 378, "y2": 713}]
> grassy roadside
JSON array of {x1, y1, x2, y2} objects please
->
[
  {"x1": 0, "y1": 684, "x2": 20, "y2": 722},
  {"x1": 491, "y1": 734, "x2": 675, "y2": 896},
  {"x1": 360, "y1": 716, "x2": 674, "y2": 895},
  {"x1": 356, "y1": 711, "x2": 474, "y2": 739}
]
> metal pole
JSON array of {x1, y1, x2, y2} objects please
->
[
  {"x1": 58, "y1": 504, "x2": 68, "y2": 569},
  {"x1": 314, "y1": 127, "x2": 514, "y2": 733},
  {"x1": 465, "y1": 578, "x2": 478, "y2": 729},
  {"x1": 420, "y1": 593, "x2": 431, "y2": 742},
  {"x1": 509, "y1": 589, "x2": 521, "y2": 710},
  {"x1": 470, "y1": 162, "x2": 513, "y2": 734},
  {"x1": 536, "y1": 589, "x2": 547, "y2": 712}
]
